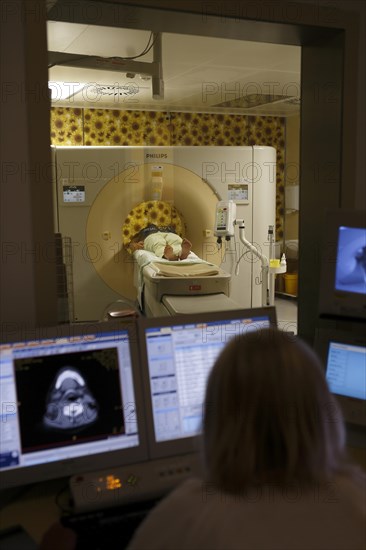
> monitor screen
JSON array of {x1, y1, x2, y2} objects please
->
[
  {"x1": 335, "y1": 226, "x2": 366, "y2": 296},
  {"x1": 315, "y1": 329, "x2": 366, "y2": 427},
  {"x1": 326, "y1": 341, "x2": 366, "y2": 401},
  {"x1": 319, "y1": 210, "x2": 366, "y2": 320},
  {"x1": 138, "y1": 307, "x2": 277, "y2": 459},
  {"x1": 0, "y1": 322, "x2": 147, "y2": 490}
]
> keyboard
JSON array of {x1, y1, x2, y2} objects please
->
[{"x1": 61, "y1": 498, "x2": 160, "y2": 550}]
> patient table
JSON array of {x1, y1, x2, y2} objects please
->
[{"x1": 133, "y1": 250, "x2": 240, "y2": 316}]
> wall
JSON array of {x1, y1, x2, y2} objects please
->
[
  {"x1": 51, "y1": 107, "x2": 287, "y2": 240},
  {"x1": 284, "y1": 114, "x2": 300, "y2": 243},
  {"x1": 288, "y1": 0, "x2": 365, "y2": 209},
  {"x1": 0, "y1": 0, "x2": 58, "y2": 330},
  {"x1": 2, "y1": 0, "x2": 364, "y2": 341}
]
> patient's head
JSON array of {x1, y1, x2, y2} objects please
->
[{"x1": 203, "y1": 328, "x2": 347, "y2": 493}]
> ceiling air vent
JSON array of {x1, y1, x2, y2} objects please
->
[{"x1": 88, "y1": 83, "x2": 141, "y2": 97}]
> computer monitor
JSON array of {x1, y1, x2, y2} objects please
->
[
  {"x1": 137, "y1": 307, "x2": 277, "y2": 460},
  {"x1": 0, "y1": 321, "x2": 148, "y2": 491},
  {"x1": 315, "y1": 329, "x2": 366, "y2": 427},
  {"x1": 319, "y1": 210, "x2": 366, "y2": 320}
]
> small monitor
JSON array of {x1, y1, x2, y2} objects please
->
[
  {"x1": 319, "y1": 210, "x2": 366, "y2": 320},
  {"x1": 137, "y1": 307, "x2": 277, "y2": 459},
  {"x1": 315, "y1": 329, "x2": 366, "y2": 427},
  {"x1": 0, "y1": 321, "x2": 148, "y2": 491}
]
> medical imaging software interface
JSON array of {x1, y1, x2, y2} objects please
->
[
  {"x1": 144, "y1": 315, "x2": 272, "y2": 442},
  {"x1": 0, "y1": 330, "x2": 139, "y2": 472},
  {"x1": 335, "y1": 226, "x2": 366, "y2": 295},
  {"x1": 326, "y1": 341, "x2": 366, "y2": 401}
]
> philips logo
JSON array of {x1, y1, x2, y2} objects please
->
[{"x1": 146, "y1": 154, "x2": 168, "y2": 159}]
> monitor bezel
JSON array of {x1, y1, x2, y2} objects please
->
[
  {"x1": 314, "y1": 328, "x2": 366, "y2": 428},
  {"x1": 137, "y1": 307, "x2": 277, "y2": 460},
  {"x1": 0, "y1": 320, "x2": 149, "y2": 491},
  {"x1": 318, "y1": 209, "x2": 366, "y2": 321}
]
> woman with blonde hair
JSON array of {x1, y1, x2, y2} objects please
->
[
  {"x1": 41, "y1": 329, "x2": 365, "y2": 550},
  {"x1": 128, "y1": 328, "x2": 365, "y2": 550}
]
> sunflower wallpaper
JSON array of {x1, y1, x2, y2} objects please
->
[{"x1": 50, "y1": 107, "x2": 288, "y2": 239}]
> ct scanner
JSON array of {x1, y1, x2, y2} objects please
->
[{"x1": 52, "y1": 146, "x2": 276, "y2": 321}]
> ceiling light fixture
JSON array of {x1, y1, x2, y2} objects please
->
[{"x1": 92, "y1": 84, "x2": 139, "y2": 97}]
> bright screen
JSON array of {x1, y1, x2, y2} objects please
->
[
  {"x1": 143, "y1": 313, "x2": 274, "y2": 443},
  {"x1": 318, "y1": 210, "x2": 366, "y2": 320},
  {"x1": 335, "y1": 226, "x2": 366, "y2": 295},
  {"x1": 326, "y1": 341, "x2": 366, "y2": 400},
  {"x1": 0, "y1": 326, "x2": 140, "y2": 484}
]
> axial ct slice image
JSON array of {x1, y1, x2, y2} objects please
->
[{"x1": 43, "y1": 367, "x2": 99, "y2": 430}]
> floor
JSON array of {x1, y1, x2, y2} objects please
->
[{"x1": 274, "y1": 297, "x2": 298, "y2": 334}]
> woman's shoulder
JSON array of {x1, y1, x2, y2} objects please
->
[
  {"x1": 154, "y1": 477, "x2": 204, "y2": 510},
  {"x1": 127, "y1": 473, "x2": 366, "y2": 550},
  {"x1": 126, "y1": 478, "x2": 204, "y2": 550},
  {"x1": 332, "y1": 469, "x2": 366, "y2": 509},
  {"x1": 139, "y1": 478, "x2": 204, "y2": 524}
]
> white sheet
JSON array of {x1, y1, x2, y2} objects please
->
[
  {"x1": 133, "y1": 250, "x2": 220, "y2": 310},
  {"x1": 133, "y1": 249, "x2": 209, "y2": 269}
]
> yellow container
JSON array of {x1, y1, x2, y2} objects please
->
[{"x1": 284, "y1": 273, "x2": 298, "y2": 295}]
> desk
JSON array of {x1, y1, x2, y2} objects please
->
[
  {"x1": 1, "y1": 479, "x2": 159, "y2": 550},
  {"x1": 1, "y1": 443, "x2": 365, "y2": 546},
  {"x1": 0, "y1": 479, "x2": 67, "y2": 544}
]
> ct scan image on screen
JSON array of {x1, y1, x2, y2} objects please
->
[
  {"x1": 14, "y1": 348, "x2": 125, "y2": 453},
  {"x1": 335, "y1": 226, "x2": 366, "y2": 295},
  {"x1": 0, "y1": 325, "x2": 143, "y2": 490}
]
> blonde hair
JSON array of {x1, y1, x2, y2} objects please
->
[{"x1": 203, "y1": 328, "x2": 349, "y2": 493}]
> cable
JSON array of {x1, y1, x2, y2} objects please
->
[
  {"x1": 103, "y1": 32, "x2": 157, "y2": 62},
  {"x1": 235, "y1": 251, "x2": 246, "y2": 276},
  {"x1": 48, "y1": 32, "x2": 157, "y2": 70},
  {"x1": 113, "y1": 31, "x2": 155, "y2": 60}
]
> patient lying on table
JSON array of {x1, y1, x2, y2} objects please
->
[{"x1": 129, "y1": 224, "x2": 192, "y2": 261}]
